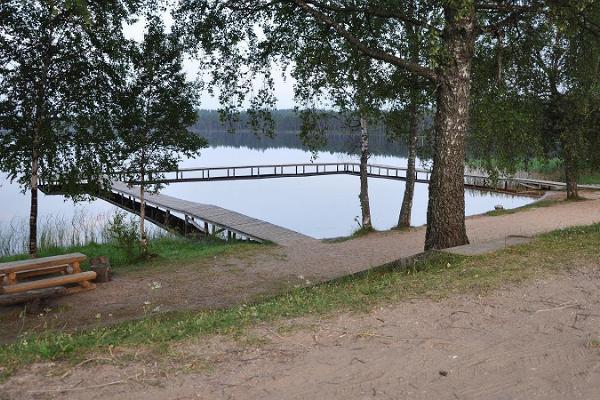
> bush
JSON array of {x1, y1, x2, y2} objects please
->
[{"x1": 104, "y1": 211, "x2": 139, "y2": 262}]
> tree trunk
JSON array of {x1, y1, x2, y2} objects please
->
[
  {"x1": 425, "y1": 7, "x2": 474, "y2": 250},
  {"x1": 29, "y1": 154, "x2": 39, "y2": 257},
  {"x1": 139, "y1": 181, "x2": 148, "y2": 255},
  {"x1": 359, "y1": 116, "x2": 372, "y2": 230},
  {"x1": 398, "y1": 0, "x2": 420, "y2": 229},
  {"x1": 398, "y1": 102, "x2": 418, "y2": 228},
  {"x1": 564, "y1": 146, "x2": 579, "y2": 200}
]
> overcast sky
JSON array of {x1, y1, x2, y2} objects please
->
[{"x1": 123, "y1": 15, "x2": 298, "y2": 110}]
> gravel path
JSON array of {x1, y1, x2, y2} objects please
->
[{"x1": 4, "y1": 260, "x2": 600, "y2": 399}]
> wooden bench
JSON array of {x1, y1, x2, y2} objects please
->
[{"x1": 0, "y1": 253, "x2": 96, "y2": 305}]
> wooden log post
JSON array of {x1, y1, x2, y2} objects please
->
[
  {"x1": 71, "y1": 261, "x2": 90, "y2": 289},
  {"x1": 90, "y1": 256, "x2": 112, "y2": 283}
]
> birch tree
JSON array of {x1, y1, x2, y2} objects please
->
[
  {"x1": 176, "y1": 0, "x2": 557, "y2": 250},
  {"x1": 116, "y1": 16, "x2": 206, "y2": 255},
  {"x1": 0, "y1": 0, "x2": 134, "y2": 256},
  {"x1": 470, "y1": 1, "x2": 600, "y2": 198}
]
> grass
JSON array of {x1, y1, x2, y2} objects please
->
[
  {"x1": 326, "y1": 225, "x2": 377, "y2": 243},
  {"x1": 0, "y1": 237, "x2": 258, "y2": 271},
  {"x1": 587, "y1": 339, "x2": 600, "y2": 349},
  {"x1": 486, "y1": 199, "x2": 560, "y2": 216},
  {"x1": 1, "y1": 223, "x2": 599, "y2": 378},
  {"x1": 580, "y1": 172, "x2": 600, "y2": 185}
]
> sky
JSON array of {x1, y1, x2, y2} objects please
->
[{"x1": 123, "y1": 13, "x2": 298, "y2": 110}]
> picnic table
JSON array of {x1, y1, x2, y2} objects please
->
[{"x1": 0, "y1": 253, "x2": 96, "y2": 306}]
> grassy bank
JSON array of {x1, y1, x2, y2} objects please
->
[
  {"x1": 1, "y1": 223, "x2": 599, "y2": 378},
  {"x1": 580, "y1": 172, "x2": 600, "y2": 185},
  {"x1": 486, "y1": 199, "x2": 560, "y2": 216},
  {"x1": 0, "y1": 237, "x2": 258, "y2": 271}
]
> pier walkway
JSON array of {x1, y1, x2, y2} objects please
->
[
  {"x1": 102, "y1": 163, "x2": 600, "y2": 246},
  {"x1": 115, "y1": 162, "x2": 600, "y2": 192},
  {"x1": 105, "y1": 181, "x2": 316, "y2": 246}
]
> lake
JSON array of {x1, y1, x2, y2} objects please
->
[{"x1": 0, "y1": 143, "x2": 536, "y2": 254}]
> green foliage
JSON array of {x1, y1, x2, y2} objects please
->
[
  {"x1": 0, "y1": 234, "x2": 253, "y2": 271},
  {"x1": 114, "y1": 16, "x2": 207, "y2": 245},
  {"x1": 580, "y1": 171, "x2": 600, "y2": 185},
  {"x1": 470, "y1": 2, "x2": 600, "y2": 179},
  {"x1": 0, "y1": 0, "x2": 134, "y2": 195},
  {"x1": 116, "y1": 16, "x2": 207, "y2": 190},
  {"x1": 469, "y1": 93, "x2": 544, "y2": 177},
  {"x1": 104, "y1": 211, "x2": 140, "y2": 262},
  {"x1": 0, "y1": 0, "x2": 138, "y2": 255}
]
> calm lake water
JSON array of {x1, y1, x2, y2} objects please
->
[{"x1": 0, "y1": 145, "x2": 536, "y2": 250}]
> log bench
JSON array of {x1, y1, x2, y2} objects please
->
[{"x1": 0, "y1": 253, "x2": 96, "y2": 306}]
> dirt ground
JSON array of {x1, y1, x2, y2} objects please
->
[
  {"x1": 2, "y1": 191, "x2": 600, "y2": 340},
  {"x1": 2, "y1": 263, "x2": 600, "y2": 399}
]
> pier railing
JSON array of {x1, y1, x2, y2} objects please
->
[
  {"x1": 113, "y1": 162, "x2": 431, "y2": 184},
  {"x1": 109, "y1": 161, "x2": 600, "y2": 192}
]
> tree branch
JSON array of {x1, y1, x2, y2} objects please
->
[
  {"x1": 292, "y1": 0, "x2": 438, "y2": 82},
  {"x1": 303, "y1": 0, "x2": 439, "y2": 32}
]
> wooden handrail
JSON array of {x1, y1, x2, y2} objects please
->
[{"x1": 110, "y1": 162, "x2": 431, "y2": 176}]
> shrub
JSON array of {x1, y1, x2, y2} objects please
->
[{"x1": 104, "y1": 211, "x2": 139, "y2": 262}]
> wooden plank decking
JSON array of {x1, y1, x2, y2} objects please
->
[{"x1": 109, "y1": 181, "x2": 316, "y2": 246}]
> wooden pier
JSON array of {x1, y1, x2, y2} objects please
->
[
  {"x1": 42, "y1": 162, "x2": 599, "y2": 248},
  {"x1": 115, "y1": 162, "x2": 600, "y2": 192},
  {"x1": 103, "y1": 181, "x2": 316, "y2": 246}
]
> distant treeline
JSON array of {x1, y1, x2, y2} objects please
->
[
  {"x1": 192, "y1": 109, "x2": 391, "y2": 135},
  {"x1": 199, "y1": 129, "x2": 411, "y2": 157},
  {"x1": 191, "y1": 109, "x2": 432, "y2": 157}
]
